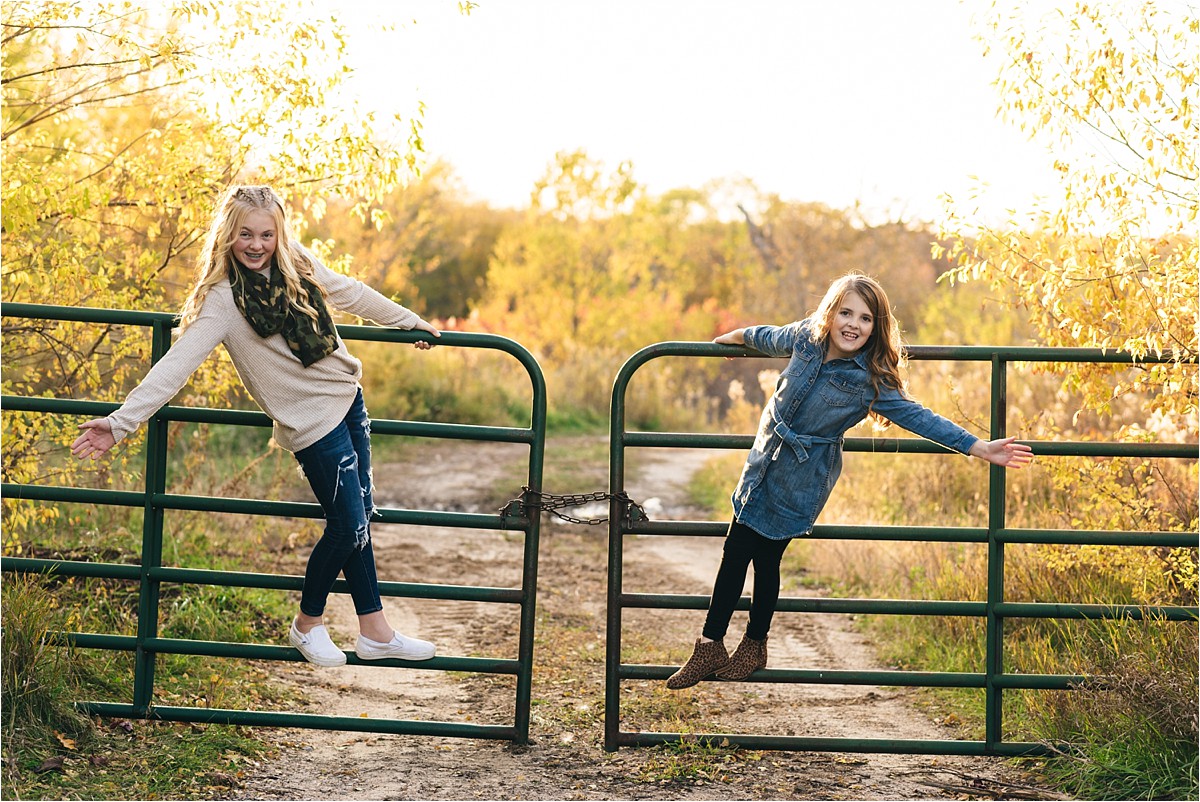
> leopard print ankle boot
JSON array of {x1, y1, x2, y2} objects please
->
[
  {"x1": 715, "y1": 635, "x2": 768, "y2": 680},
  {"x1": 665, "y1": 638, "x2": 729, "y2": 689}
]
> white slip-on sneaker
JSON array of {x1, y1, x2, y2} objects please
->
[
  {"x1": 288, "y1": 619, "x2": 347, "y2": 667},
  {"x1": 355, "y1": 631, "x2": 436, "y2": 661}
]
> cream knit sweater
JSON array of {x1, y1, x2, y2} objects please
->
[{"x1": 106, "y1": 252, "x2": 423, "y2": 453}]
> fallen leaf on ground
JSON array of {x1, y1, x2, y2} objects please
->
[{"x1": 34, "y1": 755, "x2": 66, "y2": 774}]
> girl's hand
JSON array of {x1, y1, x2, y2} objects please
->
[
  {"x1": 713, "y1": 328, "x2": 746, "y2": 360},
  {"x1": 969, "y1": 437, "x2": 1033, "y2": 469},
  {"x1": 71, "y1": 419, "x2": 116, "y2": 461},
  {"x1": 712, "y1": 329, "x2": 746, "y2": 346},
  {"x1": 411, "y1": 319, "x2": 441, "y2": 350}
]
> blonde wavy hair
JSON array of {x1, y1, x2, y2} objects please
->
[
  {"x1": 178, "y1": 185, "x2": 325, "y2": 331},
  {"x1": 810, "y1": 272, "x2": 909, "y2": 425}
]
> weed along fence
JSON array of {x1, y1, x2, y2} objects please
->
[
  {"x1": 0, "y1": 302, "x2": 547, "y2": 743},
  {"x1": 605, "y1": 340, "x2": 1198, "y2": 755}
]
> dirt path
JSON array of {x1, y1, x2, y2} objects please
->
[{"x1": 225, "y1": 438, "x2": 1060, "y2": 801}]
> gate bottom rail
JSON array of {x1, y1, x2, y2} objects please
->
[
  {"x1": 614, "y1": 731, "x2": 1057, "y2": 757},
  {"x1": 79, "y1": 701, "x2": 518, "y2": 740}
]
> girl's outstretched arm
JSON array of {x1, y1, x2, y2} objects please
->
[
  {"x1": 71, "y1": 419, "x2": 116, "y2": 460},
  {"x1": 968, "y1": 437, "x2": 1033, "y2": 468}
]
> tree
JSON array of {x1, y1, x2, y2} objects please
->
[
  {"x1": 1, "y1": 1, "x2": 422, "y2": 539},
  {"x1": 937, "y1": 0, "x2": 1198, "y2": 427},
  {"x1": 736, "y1": 195, "x2": 944, "y2": 330},
  {"x1": 937, "y1": 8, "x2": 1197, "y2": 785},
  {"x1": 474, "y1": 151, "x2": 727, "y2": 419},
  {"x1": 309, "y1": 162, "x2": 512, "y2": 320},
  {"x1": 477, "y1": 150, "x2": 642, "y2": 359}
]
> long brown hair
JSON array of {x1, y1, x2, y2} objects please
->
[
  {"x1": 178, "y1": 185, "x2": 325, "y2": 330},
  {"x1": 810, "y1": 272, "x2": 909, "y2": 424}
]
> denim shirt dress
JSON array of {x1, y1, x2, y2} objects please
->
[{"x1": 732, "y1": 318, "x2": 981, "y2": 540}]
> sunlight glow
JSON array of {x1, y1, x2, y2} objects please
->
[{"x1": 319, "y1": 0, "x2": 1065, "y2": 225}]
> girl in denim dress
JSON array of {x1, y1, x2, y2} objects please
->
[
  {"x1": 666, "y1": 273, "x2": 1033, "y2": 689},
  {"x1": 72, "y1": 186, "x2": 443, "y2": 668}
]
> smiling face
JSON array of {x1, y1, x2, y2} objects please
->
[
  {"x1": 231, "y1": 208, "x2": 277, "y2": 271},
  {"x1": 824, "y1": 289, "x2": 875, "y2": 361}
]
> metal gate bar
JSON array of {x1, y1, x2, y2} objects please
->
[
  {"x1": 1, "y1": 302, "x2": 546, "y2": 743},
  {"x1": 605, "y1": 340, "x2": 1197, "y2": 753}
]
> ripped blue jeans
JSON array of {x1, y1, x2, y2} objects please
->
[{"x1": 294, "y1": 389, "x2": 383, "y2": 617}]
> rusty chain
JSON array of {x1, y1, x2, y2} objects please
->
[{"x1": 499, "y1": 487, "x2": 647, "y2": 526}]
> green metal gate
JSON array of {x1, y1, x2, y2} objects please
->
[
  {"x1": 1, "y1": 302, "x2": 546, "y2": 743},
  {"x1": 605, "y1": 340, "x2": 1198, "y2": 754}
]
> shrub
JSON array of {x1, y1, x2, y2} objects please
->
[
  {"x1": 1028, "y1": 616, "x2": 1199, "y2": 801},
  {"x1": 2, "y1": 573, "x2": 94, "y2": 772}
]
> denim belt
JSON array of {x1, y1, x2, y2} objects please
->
[{"x1": 771, "y1": 420, "x2": 843, "y2": 463}]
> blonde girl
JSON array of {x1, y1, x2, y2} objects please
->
[{"x1": 73, "y1": 185, "x2": 442, "y2": 667}]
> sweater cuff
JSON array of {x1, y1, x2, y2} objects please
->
[
  {"x1": 394, "y1": 309, "x2": 423, "y2": 330},
  {"x1": 105, "y1": 415, "x2": 132, "y2": 446}
]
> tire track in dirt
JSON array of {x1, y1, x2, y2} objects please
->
[{"x1": 226, "y1": 438, "x2": 1060, "y2": 801}]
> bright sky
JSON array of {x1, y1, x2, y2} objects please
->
[{"x1": 329, "y1": 0, "x2": 1062, "y2": 224}]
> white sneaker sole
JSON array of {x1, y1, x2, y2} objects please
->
[
  {"x1": 355, "y1": 644, "x2": 436, "y2": 661},
  {"x1": 294, "y1": 647, "x2": 347, "y2": 667},
  {"x1": 288, "y1": 629, "x2": 347, "y2": 667}
]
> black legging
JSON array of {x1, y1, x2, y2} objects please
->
[{"x1": 702, "y1": 520, "x2": 792, "y2": 641}]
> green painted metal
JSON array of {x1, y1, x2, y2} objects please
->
[
  {"x1": 0, "y1": 302, "x2": 546, "y2": 744},
  {"x1": 984, "y1": 355, "x2": 1006, "y2": 749},
  {"x1": 623, "y1": 429, "x2": 1197, "y2": 458},
  {"x1": 133, "y1": 318, "x2": 171, "y2": 714},
  {"x1": 82, "y1": 701, "x2": 518, "y2": 739},
  {"x1": 605, "y1": 339, "x2": 1198, "y2": 754},
  {"x1": 615, "y1": 731, "x2": 1056, "y2": 757}
]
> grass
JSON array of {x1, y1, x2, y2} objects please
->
[
  {"x1": 685, "y1": 451, "x2": 741, "y2": 522},
  {"x1": 1, "y1": 423, "x2": 304, "y2": 799},
  {"x1": 545, "y1": 405, "x2": 609, "y2": 434},
  {"x1": 2, "y1": 574, "x2": 94, "y2": 759},
  {"x1": 1025, "y1": 617, "x2": 1199, "y2": 801},
  {"x1": 633, "y1": 736, "x2": 765, "y2": 785},
  {"x1": 525, "y1": 574, "x2": 773, "y2": 789},
  {"x1": 811, "y1": 535, "x2": 1198, "y2": 798},
  {"x1": 541, "y1": 435, "x2": 610, "y2": 489},
  {"x1": 9, "y1": 717, "x2": 268, "y2": 801},
  {"x1": 356, "y1": 340, "x2": 532, "y2": 430},
  {"x1": 816, "y1": 539, "x2": 1200, "y2": 800},
  {"x1": 1, "y1": 570, "x2": 286, "y2": 800}
]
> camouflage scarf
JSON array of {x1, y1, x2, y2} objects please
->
[{"x1": 230, "y1": 261, "x2": 339, "y2": 367}]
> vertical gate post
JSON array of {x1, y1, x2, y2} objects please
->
[
  {"x1": 514, "y1": 359, "x2": 547, "y2": 743},
  {"x1": 604, "y1": 359, "x2": 630, "y2": 752},
  {"x1": 984, "y1": 355, "x2": 1008, "y2": 749},
  {"x1": 133, "y1": 319, "x2": 172, "y2": 713}
]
